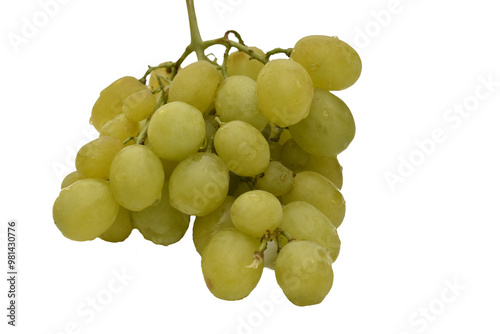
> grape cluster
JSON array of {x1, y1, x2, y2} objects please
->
[{"x1": 52, "y1": 19, "x2": 361, "y2": 306}]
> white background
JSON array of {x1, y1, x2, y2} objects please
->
[{"x1": 1, "y1": 0, "x2": 500, "y2": 333}]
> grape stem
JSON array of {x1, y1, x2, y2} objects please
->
[{"x1": 135, "y1": 0, "x2": 294, "y2": 145}]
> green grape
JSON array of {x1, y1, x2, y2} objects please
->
[
  {"x1": 148, "y1": 66, "x2": 173, "y2": 96},
  {"x1": 281, "y1": 138, "x2": 311, "y2": 172},
  {"x1": 109, "y1": 145, "x2": 164, "y2": 212},
  {"x1": 214, "y1": 120, "x2": 270, "y2": 177},
  {"x1": 256, "y1": 59, "x2": 314, "y2": 127},
  {"x1": 61, "y1": 171, "x2": 84, "y2": 189},
  {"x1": 303, "y1": 154, "x2": 343, "y2": 190},
  {"x1": 289, "y1": 89, "x2": 355, "y2": 156},
  {"x1": 99, "y1": 206, "x2": 134, "y2": 243},
  {"x1": 147, "y1": 101, "x2": 205, "y2": 161},
  {"x1": 290, "y1": 35, "x2": 362, "y2": 91},
  {"x1": 232, "y1": 180, "x2": 252, "y2": 197},
  {"x1": 226, "y1": 47, "x2": 265, "y2": 81},
  {"x1": 123, "y1": 89, "x2": 156, "y2": 122},
  {"x1": 90, "y1": 76, "x2": 146, "y2": 132},
  {"x1": 255, "y1": 161, "x2": 294, "y2": 197},
  {"x1": 282, "y1": 171, "x2": 345, "y2": 228},
  {"x1": 75, "y1": 137, "x2": 124, "y2": 180},
  {"x1": 268, "y1": 141, "x2": 282, "y2": 161},
  {"x1": 231, "y1": 190, "x2": 282, "y2": 238},
  {"x1": 167, "y1": 60, "x2": 222, "y2": 114},
  {"x1": 53, "y1": 179, "x2": 119, "y2": 241},
  {"x1": 169, "y1": 152, "x2": 229, "y2": 216},
  {"x1": 131, "y1": 185, "x2": 190, "y2": 246},
  {"x1": 100, "y1": 113, "x2": 140, "y2": 142},
  {"x1": 275, "y1": 240, "x2": 333, "y2": 306},
  {"x1": 201, "y1": 229, "x2": 263, "y2": 300},
  {"x1": 193, "y1": 196, "x2": 235, "y2": 255},
  {"x1": 278, "y1": 128, "x2": 292, "y2": 145},
  {"x1": 160, "y1": 159, "x2": 178, "y2": 180},
  {"x1": 281, "y1": 201, "x2": 340, "y2": 262},
  {"x1": 215, "y1": 76, "x2": 268, "y2": 131}
]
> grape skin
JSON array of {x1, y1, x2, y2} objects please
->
[
  {"x1": 289, "y1": 88, "x2": 355, "y2": 156},
  {"x1": 109, "y1": 145, "x2": 165, "y2": 212},
  {"x1": 99, "y1": 206, "x2": 134, "y2": 243},
  {"x1": 291, "y1": 35, "x2": 362, "y2": 91},
  {"x1": 168, "y1": 152, "x2": 229, "y2": 216},
  {"x1": 275, "y1": 240, "x2": 333, "y2": 306},
  {"x1": 230, "y1": 190, "x2": 283, "y2": 238},
  {"x1": 167, "y1": 60, "x2": 222, "y2": 114},
  {"x1": 193, "y1": 196, "x2": 235, "y2": 255},
  {"x1": 53, "y1": 179, "x2": 119, "y2": 241},
  {"x1": 214, "y1": 120, "x2": 270, "y2": 177},
  {"x1": 201, "y1": 229, "x2": 263, "y2": 300},
  {"x1": 281, "y1": 201, "x2": 341, "y2": 262},
  {"x1": 147, "y1": 101, "x2": 206, "y2": 161},
  {"x1": 256, "y1": 59, "x2": 314, "y2": 127},
  {"x1": 75, "y1": 136, "x2": 124, "y2": 180},
  {"x1": 282, "y1": 171, "x2": 345, "y2": 228},
  {"x1": 90, "y1": 76, "x2": 147, "y2": 131},
  {"x1": 131, "y1": 185, "x2": 190, "y2": 246}
]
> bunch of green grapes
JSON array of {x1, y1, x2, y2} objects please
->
[{"x1": 52, "y1": 0, "x2": 361, "y2": 307}]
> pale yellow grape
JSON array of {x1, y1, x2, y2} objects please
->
[
  {"x1": 131, "y1": 185, "x2": 190, "y2": 246},
  {"x1": 202, "y1": 229, "x2": 263, "y2": 300},
  {"x1": 255, "y1": 161, "x2": 294, "y2": 197},
  {"x1": 193, "y1": 196, "x2": 235, "y2": 255},
  {"x1": 90, "y1": 76, "x2": 146, "y2": 131},
  {"x1": 109, "y1": 145, "x2": 164, "y2": 212},
  {"x1": 53, "y1": 179, "x2": 119, "y2": 241},
  {"x1": 231, "y1": 190, "x2": 282, "y2": 238},
  {"x1": 226, "y1": 47, "x2": 265, "y2": 81},
  {"x1": 281, "y1": 138, "x2": 310, "y2": 172},
  {"x1": 290, "y1": 35, "x2": 362, "y2": 91},
  {"x1": 214, "y1": 120, "x2": 270, "y2": 177},
  {"x1": 160, "y1": 159, "x2": 178, "y2": 180},
  {"x1": 167, "y1": 60, "x2": 222, "y2": 114},
  {"x1": 147, "y1": 102, "x2": 205, "y2": 161},
  {"x1": 215, "y1": 76, "x2": 268, "y2": 131},
  {"x1": 123, "y1": 89, "x2": 156, "y2": 122},
  {"x1": 256, "y1": 59, "x2": 314, "y2": 127},
  {"x1": 268, "y1": 142, "x2": 282, "y2": 161},
  {"x1": 100, "y1": 113, "x2": 140, "y2": 142},
  {"x1": 75, "y1": 137, "x2": 124, "y2": 180},
  {"x1": 99, "y1": 206, "x2": 134, "y2": 243},
  {"x1": 169, "y1": 152, "x2": 229, "y2": 216},
  {"x1": 275, "y1": 240, "x2": 333, "y2": 306},
  {"x1": 278, "y1": 128, "x2": 292, "y2": 145},
  {"x1": 281, "y1": 201, "x2": 340, "y2": 262},
  {"x1": 232, "y1": 181, "x2": 252, "y2": 197},
  {"x1": 303, "y1": 155, "x2": 343, "y2": 189},
  {"x1": 282, "y1": 171, "x2": 345, "y2": 228},
  {"x1": 289, "y1": 89, "x2": 355, "y2": 156},
  {"x1": 61, "y1": 171, "x2": 84, "y2": 189}
]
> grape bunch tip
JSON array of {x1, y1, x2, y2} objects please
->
[{"x1": 52, "y1": 0, "x2": 361, "y2": 307}]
